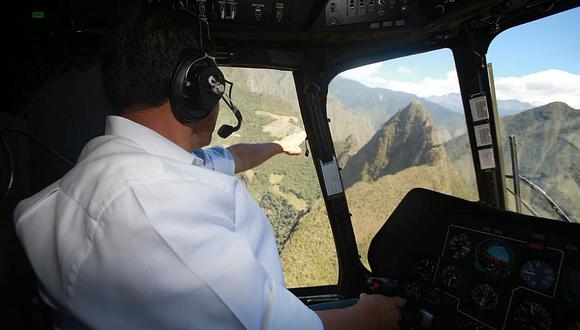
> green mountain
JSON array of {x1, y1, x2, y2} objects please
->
[
  {"x1": 445, "y1": 102, "x2": 579, "y2": 222},
  {"x1": 341, "y1": 102, "x2": 446, "y2": 188},
  {"x1": 282, "y1": 101, "x2": 475, "y2": 287}
]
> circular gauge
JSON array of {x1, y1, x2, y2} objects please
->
[
  {"x1": 512, "y1": 301, "x2": 551, "y2": 330},
  {"x1": 459, "y1": 319, "x2": 488, "y2": 330},
  {"x1": 520, "y1": 260, "x2": 556, "y2": 290},
  {"x1": 415, "y1": 257, "x2": 437, "y2": 282},
  {"x1": 567, "y1": 266, "x2": 580, "y2": 299},
  {"x1": 440, "y1": 265, "x2": 462, "y2": 289},
  {"x1": 403, "y1": 282, "x2": 421, "y2": 301},
  {"x1": 471, "y1": 284, "x2": 498, "y2": 310},
  {"x1": 476, "y1": 239, "x2": 513, "y2": 275},
  {"x1": 448, "y1": 233, "x2": 472, "y2": 259},
  {"x1": 565, "y1": 322, "x2": 580, "y2": 330}
]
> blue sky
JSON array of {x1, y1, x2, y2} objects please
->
[{"x1": 338, "y1": 7, "x2": 580, "y2": 108}]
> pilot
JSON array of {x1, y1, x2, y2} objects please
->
[{"x1": 14, "y1": 5, "x2": 405, "y2": 330}]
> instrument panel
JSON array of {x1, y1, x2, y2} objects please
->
[{"x1": 368, "y1": 189, "x2": 580, "y2": 330}]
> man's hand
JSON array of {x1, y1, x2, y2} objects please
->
[
  {"x1": 315, "y1": 294, "x2": 406, "y2": 330},
  {"x1": 357, "y1": 293, "x2": 406, "y2": 329},
  {"x1": 274, "y1": 131, "x2": 307, "y2": 155}
]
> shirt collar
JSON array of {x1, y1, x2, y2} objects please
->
[{"x1": 105, "y1": 115, "x2": 201, "y2": 165}]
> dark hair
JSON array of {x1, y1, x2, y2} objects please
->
[{"x1": 101, "y1": 5, "x2": 203, "y2": 114}]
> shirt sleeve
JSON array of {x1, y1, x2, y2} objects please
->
[
  {"x1": 193, "y1": 146, "x2": 235, "y2": 175},
  {"x1": 88, "y1": 175, "x2": 323, "y2": 330}
]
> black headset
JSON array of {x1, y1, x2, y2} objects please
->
[
  {"x1": 169, "y1": 5, "x2": 242, "y2": 138},
  {"x1": 170, "y1": 53, "x2": 225, "y2": 123}
]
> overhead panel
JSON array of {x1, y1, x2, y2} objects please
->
[
  {"x1": 325, "y1": 0, "x2": 412, "y2": 29},
  {"x1": 191, "y1": 0, "x2": 313, "y2": 30}
]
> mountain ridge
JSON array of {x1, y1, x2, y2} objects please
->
[
  {"x1": 329, "y1": 77, "x2": 466, "y2": 144},
  {"x1": 426, "y1": 93, "x2": 534, "y2": 116},
  {"x1": 341, "y1": 102, "x2": 446, "y2": 188},
  {"x1": 445, "y1": 101, "x2": 579, "y2": 221}
]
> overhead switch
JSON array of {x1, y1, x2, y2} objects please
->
[{"x1": 230, "y1": 4, "x2": 236, "y2": 20}]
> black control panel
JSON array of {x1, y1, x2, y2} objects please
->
[
  {"x1": 368, "y1": 189, "x2": 580, "y2": 330},
  {"x1": 173, "y1": 0, "x2": 309, "y2": 28},
  {"x1": 325, "y1": 0, "x2": 412, "y2": 28}
]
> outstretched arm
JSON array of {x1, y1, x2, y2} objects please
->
[{"x1": 227, "y1": 131, "x2": 306, "y2": 173}]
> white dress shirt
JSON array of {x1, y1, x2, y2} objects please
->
[{"x1": 14, "y1": 116, "x2": 323, "y2": 330}]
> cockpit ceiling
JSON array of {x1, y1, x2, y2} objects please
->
[
  {"x1": 13, "y1": 0, "x2": 580, "y2": 71},
  {"x1": 53, "y1": 0, "x2": 578, "y2": 71}
]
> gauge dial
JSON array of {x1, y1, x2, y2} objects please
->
[
  {"x1": 520, "y1": 260, "x2": 556, "y2": 290},
  {"x1": 415, "y1": 257, "x2": 437, "y2": 282},
  {"x1": 440, "y1": 265, "x2": 462, "y2": 289},
  {"x1": 403, "y1": 282, "x2": 421, "y2": 301},
  {"x1": 512, "y1": 301, "x2": 551, "y2": 330},
  {"x1": 471, "y1": 284, "x2": 498, "y2": 310},
  {"x1": 476, "y1": 239, "x2": 513, "y2": 275},
  {"x1": 448, "y1": 233, "x2": 472, "y2": 259},
  {"x1": 567, "y1": 266, "x2": 580, "y2": 299}
]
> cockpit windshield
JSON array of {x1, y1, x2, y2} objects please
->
[
  {"x1": 327, "y1": 48, "x2": 478, "y2": 270},
  {"x1": 488, "y1": 7, "x2": 579, "y2": 222}
]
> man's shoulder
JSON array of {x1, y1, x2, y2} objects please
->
[{"x1": 61, "y1": 135, "x2": 240, "y2": 217}]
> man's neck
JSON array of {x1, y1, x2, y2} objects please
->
[{"x1": 121, "y1": 104, "x2": 200, "y2": 152}]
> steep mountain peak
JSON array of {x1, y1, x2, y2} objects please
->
[
  {"x1": 341, "y1": 101, "x2": 447, "y2": 188},
  {"x1": 503, "y1": 101, "x2": 578, "y2": 126},
  {"x1": 533, "y1": 101, "x2": 576, "y2": 113}
]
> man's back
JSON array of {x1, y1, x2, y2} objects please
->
[{"x1": 14, "y1": 116, "x2": 322, "y2": 329}]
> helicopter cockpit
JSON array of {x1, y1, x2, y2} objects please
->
[{"x1": 1, "y1": 0, "x2": 579, "y2": 329}]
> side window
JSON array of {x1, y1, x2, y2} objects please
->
[
  {"x1": 488, "y1": 8, "x2": 579, "y2": 222},
  {"x1": 214, "y1": 67, "x2": 338, "y2": 287},
  {"x1": 327, "y1": 49, "x2": 478, "y2": 268}
]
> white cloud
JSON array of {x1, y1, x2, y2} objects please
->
[
  {"x1": 339, "y1": 62, "x2": 382, "y2": 82},
  {"x1": 339, "y1": 67, "x2": 580, "y2": 109},
  {"x1": 338, "y1": 65, "x2": 460, "y2": 96},
  {"x1": 385, "y1": 71, "x2": 460, "y2": 97},
  {"x1": 494, "y1": 70, "x2": 580, "y2": 108},
  {"x1": 397, "y1": 66, "x2": 415, "y2": 75}
]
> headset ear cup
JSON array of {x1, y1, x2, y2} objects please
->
[
  {"x1": 170, "y1": 56, "x2": 194, "y2": 123},
  {"x1": 170, "y1": 55, "x2": 225, "y2": 123}
]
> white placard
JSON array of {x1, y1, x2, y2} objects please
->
[
  {"x1": 469, "y1": 95, "x2": 489, "y2": 122},
  {"x1": 478, "y1": 148, "x2": 496, "y2": 169},
  {"x1": 474, "y1": 123, "x2": 492, "y2": 147},
  {"x1": 321, "y1": 157, "x2": 343, "y2": 196}
]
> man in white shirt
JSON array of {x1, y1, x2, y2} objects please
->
[{"x1": 14, "y1": 5, "x2": 404, "y2": 330}]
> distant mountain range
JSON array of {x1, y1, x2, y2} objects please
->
[
  {"x1": 426, "y1": 93, "x2": 534, "y2": 117},
  {"x1": 329, "y1": 78, "x2": 466, "y2": 144}
]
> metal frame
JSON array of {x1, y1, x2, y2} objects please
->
[
  {"x1": 451, "y1": 30, "x2": 507, "y2": 210},
  {"x1": 292, "y1": 58, "x2": 370, "y2": 297}
]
